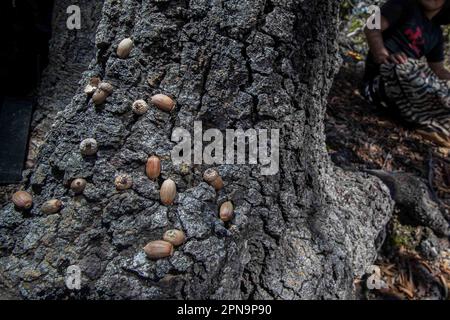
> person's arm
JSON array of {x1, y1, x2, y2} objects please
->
[
  {"x1": 364, "y1": 16, "x2": 408, "y2": 64},
  {"x1": 427, "y1": 31, "x2": 447, "y2": 79},
  {"x1": 363, "y1": 0, "x2": 410, "y2": 65},
  {"x1": 364, "y1": 16, "x2": 390, "y2": 64},
  {"x1": 428, "y1": 62, "x2": 450, "y2": 80}
]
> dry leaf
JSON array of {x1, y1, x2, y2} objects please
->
[{"x1": 397, "y1": 285, "x2": 414, "y2": 299}]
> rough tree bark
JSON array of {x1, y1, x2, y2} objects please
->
[
  {"x1": 28, "y1": 0, "x2": 104, "y2": 164},
  {"x1": 0, "y1": 0, "x2": 393, "y2": 299}
]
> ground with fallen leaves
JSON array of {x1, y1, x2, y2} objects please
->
[{"x1": 326, "y1": 59, "x2": 450, "y2": 300}]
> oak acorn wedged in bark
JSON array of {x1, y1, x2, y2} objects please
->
[
  {"x1": 41, "y1": 199, "x2": 62, "y2": 214},
  {"x1": 115, "y1": 174, "x2": 133, "y2": 191},
  {"x1": 70, "y1": 178, "x2": 87, "y2": 194},
  {"x1": 132, "y1": 99, "x2": 149, "y2": 115},
  {"x1": 92, "y1": 82, "x2": 113, "y2": 105},
  {"x1": 203, "y1": 168, "x2": 224, "y2": 191},
  {"x1": 117, "y1": 38, "x2": 133, "y2": 59},
  {"x1": 219, "y1": 201, "x2": 234, "y2": 222},
  {"x1": 84, "y1": 84, "x2": 96, "y2": 96},
  {"x1": 143, "y1": 240, "x2": 174, "y2": 260},
  {"x1": 160, "y1": 179, "x2": 176, "y2": 205},
  {"x1": 12, "y1": 191, "x2": 33, "y2": 210},
  {"x1": 146, "y1": 156, "x2": 161, "y2": 180},
  {"x1": 151, "y1": 94, "x2": 175, "y2": 112},
  {"x1": 163, "y1": 229, "x2": 186, "y2": 246},
  {"x1": 80, "y1": 138, "x2": 98, "y2": 156},
  {"x1": 84, "y1": 77, "x2": 101, "y2": 96},
  {"x1": 98, "y1": 82, "x2": 113, "y2": 93}
]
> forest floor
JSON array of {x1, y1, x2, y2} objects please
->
[{"x1": 326, "y1": 60, "x2": 450, "y2": 300}]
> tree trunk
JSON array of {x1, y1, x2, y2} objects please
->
[
  {"x1": 0, "y1": 0, "x2": 393, "y2": 299},
  {"x1": 28, "y1": 0, "x2": 104, "y2": 165}
]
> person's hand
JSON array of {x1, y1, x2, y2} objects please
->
[
  {"x1": 373, "y1": 49, "x2": 408, "y2": 65},
  {"x1": 387, "y1": 52, "x2": 408, "y2": 64}
]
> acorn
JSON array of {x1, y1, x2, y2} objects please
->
[
  {"x1": 151, "y1": 94, "x2": 175, "y2": 112},
  {"x1": 12, "y1": 191, "x2": 33, "y2": 210},
  {"x1": 98, "y1": 82, "x2": 113, "y2": 93},
  {"x1": 92, "y1": 82, "x2": 113, "y2": 105},
  {"x1": 90, "y1": 77, "x2": 101, "y2": 87},
  {"x1": 70, "y1": 178, "x2": 87, "y2": 194},
  {"x1": 143, "y1": 240, "x2": 174, "y2": 260},
  {"x1": 25, "y1": 159, "x2": 35, "y2": 169},
  {"x1": 160, "y1": 179, "x2": 176, "y2": 205},
  {"x1": 163, "y1": 229, "x2": 186, "y2": 246},
  {"x1": 203, "y1": 168, "x2": 224, "y2": 191},
  {"x1": 84, "y1": 77, "x2": 101, "y2": 96},
  {"x1": 41, "y1": 199, "x2": 62, "y2": 214},
  {"x1": 92, "y1": 89, "x2": 106, "y2": 105},
  {"x1": 115, "y1": 174, "x2": 133, "y2": 190},
  {"x1": 132, "y1": 99, "x2": 149, "y2": 115},
  {"x1": 219, "y1": 201, "x2": 234, "y2": 222},
  {"x1": 80, "y1": 138, "x2": 98, "y2": 156},
  {"x1": 146, "y1": 156, "x2": 161, "y2": 180},
  {"x1": 84, "y1": 84, "x2": 96, "y2": 96},
  {"x1": 117, "y1": 38, "x2": 133, "y2": 59}
]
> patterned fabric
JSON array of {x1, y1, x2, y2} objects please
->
[
  {"x1": 380, "y1": 59, "x2": 450, "y2": 136},
  {"x1": 363, "y1": 75, "x2": 391, "y2": 109}
]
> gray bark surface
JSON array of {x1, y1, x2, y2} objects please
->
[
  {"x1": 0, "y1": 0, "x2": 393, "y2": 299},
  {"x1": 29, "y1": 0, "x2": 104, "y2": 162}
]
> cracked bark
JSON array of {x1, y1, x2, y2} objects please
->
[
  {"x1": 0, "y1": 0, "x2": 393, "y2": 299},
  {"x1": 28, "y1": 0, "x2": 104, "y2": 163}
]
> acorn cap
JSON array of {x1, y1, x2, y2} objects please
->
[
  {"x1": 203, "y1": 168, "x2": 224, "y2": 190},
  {"x1": 90, "y1": 77, "x2": 101, "y2": 87},
  {"x1": 70, "y1": 178, "x2": 87, "y2": 194},
  {"x1": 163, "y1": 229, "x2": 186, "y2": 246},
  {"x1": 132, "y1": 99, "x2": 149, "y2": 115},
  {"x1": 203, "y1": 168, "x2": 219, "y2": 183},
  {"x1": 115, "y1": 174, "x2": 133, "y2": 190},
  {"x1": 80, "y1": 138, "x2": 98, "y2": 156}
]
